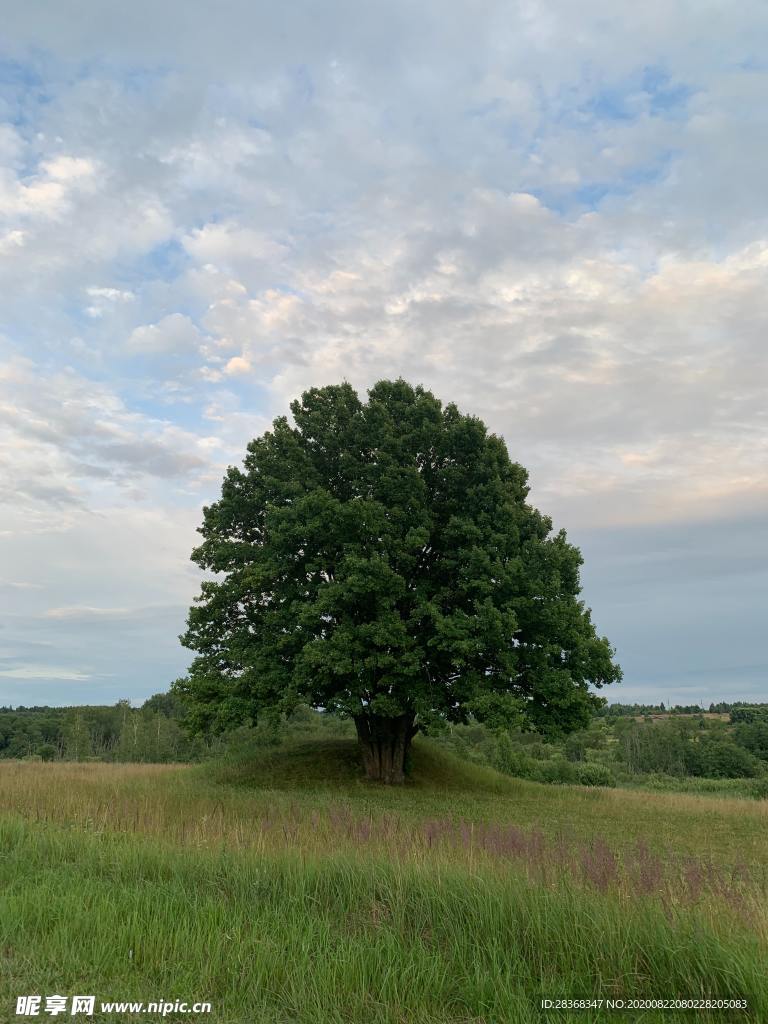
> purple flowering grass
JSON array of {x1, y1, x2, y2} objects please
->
[{"x1": 252, "y1": 802, "x2": 764, "y2": 910}]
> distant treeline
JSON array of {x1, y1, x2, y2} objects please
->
[
  {"x1": 4, "y1": 700, "x2": 768, "y2": 798},
  {"x1": 428, "y1": 703, "x2": 768, "y2": 796},
  {"x1": 0, "y1": 694, "x2": 210, "y2": 763},
  {"x1": 597, "y1": 701, "x2": 768, "y2": 717}
]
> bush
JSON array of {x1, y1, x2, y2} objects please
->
[
  {"x1": 564, "y1": 725, "x2": 607, "y2": 763},
  {"x1": 533, "y1": 757, "x2": 577, "y2": 785},
  {"x1": 492, "y1": 734, "x2": 535, "y2": 779},
  {"x1": 699, "y1": 738, "x2": 759, "y2": 778},
  {"x1": 642, "y1": 773, "x2": 678, "y2": 791},
  {"x1": 574, "y1": 762, "x2": 615, "y2": 788},
  {"x1": 748, "y1": 777, "x2": 768, "y2": 799},
  {"x1": 734, "y1": 720, "x2": 768, "y2": 760}
]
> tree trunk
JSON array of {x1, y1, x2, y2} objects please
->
[{"x1": 353, "y1": 712, "x2": 418, "y2": 784}]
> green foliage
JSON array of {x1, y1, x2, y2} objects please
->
[
  {"x1": 0, "y1": 700, "x2": 204, "y2": 764},
  {"x1": 492, "y1": 732, "x2": 535, "y2": 778},
  {"x1": 62, "y1": 713, "x2": 93, "y2": 761},
  {"x1": 698, "y1": 736, "x2": 760, "y2": 778},
  {"x1": 617, "y1": 719, "x2": 696, "y2": 776},
  {"x1": 141, "y1": 691, "x2": 188, "y2": 719},
  {"x1": 573, "y1": 761, "x2": 616, "y2": 787},
  {"x1": 5, "y1": 695, "x2": 768, "y2": 798},
  {"x1": 734, "y1": 719, "x2": 768, "y2": 759},
  {"x1": 115, "y1": 709, "x2": 189, "y2": 763},
  {"x1": 564, "y1": 723, "x2": 608, "y2": 762},
  {"x1": 423, "y1": 706, "x2": 768, "y2": 793},
  {"x1": 177, "y1": 378, "x2": 621, "y2": 742},
  {"x1": 748, "y1": 777, "x2": 768, "y2": 799},
  {"x1": 731, "y1": 706, "x2": 768, "y2": 724},
  {"x1": 215, "y1": 704, "x2": 357, "y2": 781},
  {"x1": 532, "y1": 756, "x2": 577, "y2": 785},
  {"x1": 636, "y1": 773, "x2": 768, "y2": 799}
]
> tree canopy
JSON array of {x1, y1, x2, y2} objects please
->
[{"x1": 175, "y1": 379, "x2": 621, "y2": 782}]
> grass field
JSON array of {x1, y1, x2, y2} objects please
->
[{"x1": 1, "y1": 739, "x2": 766, "y2": 1023}]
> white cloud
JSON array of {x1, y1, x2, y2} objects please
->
[
  {"x1": 182, "y1": 222, "x2": 289, "y2": 290},
  {"x1": 128, "y1": 313, "x2": 206, "y2": 354},
  {"x1": 86, "y1": 286, "x2": 135, "y2": 301},
  {"x1": 0, "y1": 665, "x2": 91, "y2": 680},
  {"x1": 40, "y1": 155, "x2": 98, "y2": 182},
  {"x1": 0, "y1": 1, "x2": 766, "y2": 701},
  {"x1": 223, "y1": 355, "x2": 251, "y2": 375},
  {"x1": 183, "y1": 197, "x2": 762, "y2": 531},
  {"x1": 44, "y1": 605, "x2": 133, "y2": 620},
  {"x1": 0, "y1": 229, "x2": 26, "y2": 252},
  {"x1": 0, "y1": 153, "x2": 98, "y2": 221},
  {"x1": 0, "y1": 360, "x2": 223, "y2": 530}
]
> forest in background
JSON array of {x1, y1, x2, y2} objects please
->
[{"x1": 2, "y1": 696, "x2": 768, "y2": 798}]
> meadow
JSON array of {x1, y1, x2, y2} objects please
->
[{"x1": 1, "y1": 740, "x2": 767, "y2": 1023}]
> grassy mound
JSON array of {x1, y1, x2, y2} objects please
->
[{"x1": 210, "y1": 734, "x2": 518, "y2": 795}]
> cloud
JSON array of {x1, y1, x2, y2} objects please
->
[
  {"x1": 0, "y1": 2, "x2": 766, "y2": 703},
  {"x1": 85, "y1": 285, "x2": 135, "y2": 317},
  {"x1": 44, "y1": 604, "x2": 184, "y2": 622},
  {"x1": 0, "y1": 153, "x2": 98, "y2": 219},
  {"x1": 44, "y1": 605, "x2": 133, "y2": 620},
  {"x1": 196, "y1": 200, "x2": 763, "y2": 530},
  {"x1": 0, "y1": 665, "x2": 91, "y2": 680},
  {"x1": 86, "y1": 287, "x2": 134, "y2": 301},
  {"x1": 0, "y1": 359, "x2": 221, "y2": 527},
  {"x1": 223, "y1": 355, "x2": 251, "y2": 376},
  {"x1": 0, "y1": 228, "x2": 26, "y2": 253},
  {"x1": 128, "y1": 313, "x2": 206, "y2": 354},
  {"x1": 40, "y1": 154, "x2": 98, "y2": 182}
]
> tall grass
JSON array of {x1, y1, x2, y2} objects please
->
[
  {"x1": 1, "y1": 741, "x2": 767, "y2": 866},
  {"x1": 0, "y1": 817, "x2": 765, "y2": 1023},
  {"x1": 1, "y1": 743, "x2": 767, "y2": 1022}
]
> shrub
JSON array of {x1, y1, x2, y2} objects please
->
[
  {"x1": 492, "y1": 734, "x2": 535, "y2": 779},
  {"x1": 734, "y1": 721, "x2": 768, "y2": 761},
  {"x1": 533, "y1": 757, "x2": 577, "y2": 785},
  {"x1": 748, "y1": 777, "x2": 768, "y2": 799},
  {"x1": 642, "y1": 773, "x2": 678, "y2": 791},
  {"x1": 699, "y1": 738, "x2": 760, "y2": 778},
  {"x1": 575, "y1": 762, "x2": 615, "y2": 788}
]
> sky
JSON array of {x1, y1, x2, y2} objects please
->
[{"x1": 0, "y1": 1, "x2": 766, "y2": 709}]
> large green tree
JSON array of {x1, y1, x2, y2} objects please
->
[{"x1": 176, "y1": 379, "x2": 621, "y2": 783}]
